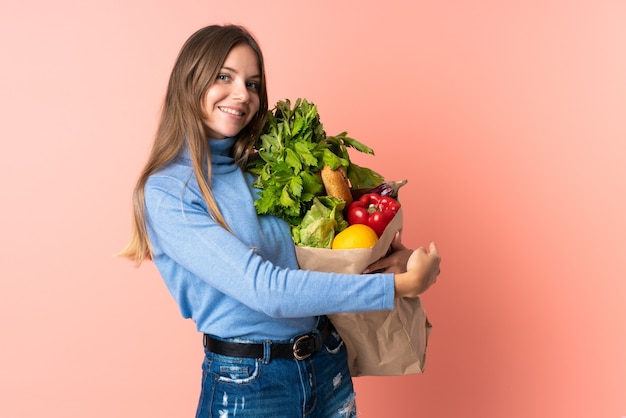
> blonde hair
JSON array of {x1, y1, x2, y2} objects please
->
[{"x1": 119, "y1": 25, "x2": 268, "y2": 264}]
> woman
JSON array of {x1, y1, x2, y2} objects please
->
[{"x1": 120, "y1": 24, "x2": 441, "y2": 417}]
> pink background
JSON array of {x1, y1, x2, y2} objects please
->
[{"x1": 1, "y1": 1, "x2": 625, "y2": 417}]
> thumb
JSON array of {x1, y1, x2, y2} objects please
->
[
  {"x1": 390, "y1": 230, "x2": 408, "y2": 251},
  {"x1": 428, "y1": 242, "x2": 440, "y2": 257}
]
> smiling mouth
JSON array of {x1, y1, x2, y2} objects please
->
[{"x1": 219, "y1": 106, "x2": 245, "y2": 116}]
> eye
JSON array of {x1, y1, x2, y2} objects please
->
[
  {"x1": 217, "y1": 74, "x2": 231, "y2": 82},
  {"x1": 246, "y1": 80, "x2": 260, "y2": 91}
]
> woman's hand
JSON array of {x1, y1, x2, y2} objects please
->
[
  {"x1": 394, "y1": 242, "x2": 441, "y2": 298},
  {"x1": 363, "y1": 231, "x2": 413, "y2": 274}
]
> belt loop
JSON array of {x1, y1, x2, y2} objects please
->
[{"x1": 262, "y1": 341, "x2": 272, "y2": 364}]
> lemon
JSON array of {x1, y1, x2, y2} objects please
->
[{"x1": 331, "y1": 224, "x2": 379, "y2": 249}]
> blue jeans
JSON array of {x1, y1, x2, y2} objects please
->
[{"x1": 195, "y1": 327, "x2": 357, "y2": 417}]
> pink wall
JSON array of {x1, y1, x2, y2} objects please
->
[{"x1": 1, "y1": 1, "x2": 624, "y2": 417}]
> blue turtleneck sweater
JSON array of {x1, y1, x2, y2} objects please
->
[{"x1": 144, "y1": 137, "x2": 394, "y2": 341}]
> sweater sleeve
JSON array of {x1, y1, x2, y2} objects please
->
[{"x1": 144, "y1": 176, "x2": 395, "y2": 319}]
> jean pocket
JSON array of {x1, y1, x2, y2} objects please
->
[
  {"x1": 210, "y1": 354, "x2": 261, "y2": 385},
  {"x1": 323, "y1": 328, "x2": 346, "y2": 355}
]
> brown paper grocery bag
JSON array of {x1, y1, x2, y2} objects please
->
[
  {"x1": 295, "y1": 209, "x2": 432, "y2": 376},
  {"x1": 329, "y1": 298, "x2": 431, "y2": 377}
]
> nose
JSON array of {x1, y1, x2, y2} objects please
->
[{"x1": 232, "y1": 80, "x2": 250, "y2": 102}]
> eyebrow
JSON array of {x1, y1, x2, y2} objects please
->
[{"x1": 222, "y1": 66, "x2": 261, "y2": 79}]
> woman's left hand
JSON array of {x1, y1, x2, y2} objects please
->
[{"x1": 363, "y1": 231, "x2": 413, "y2": 274}]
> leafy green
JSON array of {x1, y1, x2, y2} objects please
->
[
  {"x1": 247, "y1": 98, "x2": 384, "y2": 240},
  {"x1": 347, "y1": 162, "x2": 384, "y2": 189},
  {"x1": 292, "y1": 196, "x2": 349, "y2": 248}
]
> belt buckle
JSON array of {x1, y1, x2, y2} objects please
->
[{"x1": 292, "y1": 333, "x2": 319, "y2": 360}]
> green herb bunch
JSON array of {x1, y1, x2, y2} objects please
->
[{"x1": 247, "y1": 98, "x2": 384, "y2": 231}]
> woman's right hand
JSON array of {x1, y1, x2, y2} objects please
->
[{"x1": 394, "y1": 242, "x2": 441, "y2": 298}]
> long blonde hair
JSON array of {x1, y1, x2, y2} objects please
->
[{"x1": 119, "y1": 25, "x2": 268, "y2": 264}]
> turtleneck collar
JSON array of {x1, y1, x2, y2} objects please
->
[
  {"x1": 176, "y1": 137, "x2": 239, "y2": 174},
  {"x1": 210, "y1": 137, "x2": 236, "y2": 156},
  {"x1": 208, "y1": 137, "x2": 238, "y2": 174}
]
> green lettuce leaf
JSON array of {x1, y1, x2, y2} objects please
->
[{"x1": 292, "y1": 197, "x2": 348, "y2": 248}]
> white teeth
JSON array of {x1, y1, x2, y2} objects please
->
[{"x1": 220, "y1": 107, "x2": 243, "y2": 116}]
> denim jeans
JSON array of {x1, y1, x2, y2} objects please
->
[{"x1": 195, "y1": 327, "x2": 357, "y2": 417}]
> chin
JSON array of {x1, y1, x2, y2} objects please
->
[{"x1": 206, "y1": 128, "x2": 241, "y2": 139}]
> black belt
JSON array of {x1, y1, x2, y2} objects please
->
[{"x1": 203, "y1": 318, "x2": 331, "y2": 360}]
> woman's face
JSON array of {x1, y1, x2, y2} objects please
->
[{"x1": 202, "y1": 44, "x2": 261, "y2": 139}]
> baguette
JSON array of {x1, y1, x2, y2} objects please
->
[{"x1": 320, "y1": 165, "x2": 353, "y2": 206}]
